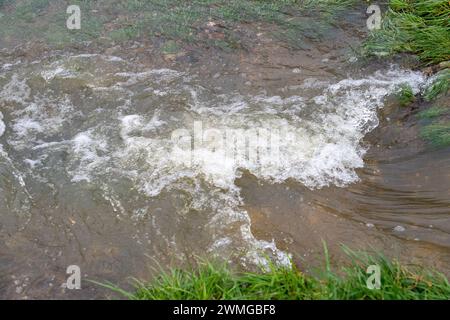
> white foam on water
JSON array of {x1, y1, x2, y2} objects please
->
[
  {"x1": 168, "y1": 67, "x2": 426, "y2": 190},
  {"x1": 0, "y1": 111, "x2": 5, "y2": 154},
  {"x1": 2, "y1": 64, "x2": 13, "y2": 71},
  {"x1": 0, "y1": 55, "x2": 427, "y2": 267},
  {"x1": 1, "y1": 61, "x2": 22, "y2": 71},
  {"x1": 9, "y1": 96, "x2": 75, "y2": 149},
  {"x1": 41, "y1": 66, "x2": 77, "y2": 81},
  {"x1": 107, "y1": 64, "x2": 425, "y2": 265},
  {"x1": 106, "y1": 56, "x2": 124, "y2": 62},
  {"x1": 0, "y1": 74, "x2": 31, "y2": 104},
  {"x1": 70, "y1": 130, "x2": 110, "y2": 183},
  {"x1": 0, "y1": 112, "x2": 5, "y2": 138},
  {"x1": 115, "y1": 69, "x2": 183, "y2": 86},
  {"x1": 0, "y1": 111, "x2": 33, "y2": 218},
  {"x1": 69, "y1": 53, "x2": 99, "y2": 59}
]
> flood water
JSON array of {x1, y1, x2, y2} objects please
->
[{"x1": 0, "y1": 6, "x2": 449, "y2": 299}]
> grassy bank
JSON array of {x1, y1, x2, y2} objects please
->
[
  {"x1": 364, "y1": 0, "x2": 450, "y2": 65},
  {"x1": 101, "y1": 250, "x2": 450, "y2": 300},
  {"x1": 364, "y1": 0, "x2": 450, "y2": 148}
]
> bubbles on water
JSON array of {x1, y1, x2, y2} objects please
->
[
  {"x1": 70, "y1": 130, "x2": 110, "y2": 183},
  {"x1": 0, "y1": 54, "x2": 427, "y2": 267},
  {"x1": 0, "y1": 74, "x2": 31, "y2": 104},
  {"x1": 0, "y1": 111, "x2": 5, "y2": 138}
]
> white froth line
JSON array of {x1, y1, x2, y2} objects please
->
[
  {"x1": 0, "y1": 112, "x2": 5, "y2": 138},
  {"x1": 32, "y1": 140, "x2": 70, "y2": 150}
]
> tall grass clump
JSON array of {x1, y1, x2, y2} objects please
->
[
  {"x1": 363, "y1": 0, "x2": 450, "y2": 65},
  {"x1": 100, "y1": 249, "x2": 450, "y2": 300},
  {"x1": 423, "y1": 69, "x2": 450, "y2": 101},
  {"x1": 396, "y1": 84, "x2": 415, "y2": 106}
]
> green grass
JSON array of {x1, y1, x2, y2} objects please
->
[
  {"x1": 363, "y1": 1, "x2": 450, "y2": 147},
  {"x1": 395, "y1": 84, "x2": 415, "y2": 106},
  {"x1": 420, "y1": 122, "x2": 450, "y2": 148},
  {"x1": 160, "y1": 40, "x2": 182, "y2": 54},
  {"x1": 363, "y1": 0, "x2": 450, "y2": 66},
  {"x1": 99, "y1": 248, "x2": 450, "y2": 300},
  {"x1": 418, "y1": 105, "x2": 449, "y2": 119},
  {"x1": 423, "y1": 69, "x2": 450, "y2": 101},
  {"x1": 0, "y1": 0, "x2": 106, "y2": 46},
  {"x1": 417, "y1": 68, "x2": 450, "y2": 148},
  {"x1": 0, "y1": 0, "x2": 361, "y2": 50}
]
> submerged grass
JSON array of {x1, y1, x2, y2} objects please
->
[
  {"x1": 0, "y1": 0, "x2": 361, "y2": 50},
  {"x1": 100, "y1": 248, "x2": 450, "y2": 300},
  {"x1": 396, "y1": 83, "x2": 415, "y2": 106},
  {"x1": 418, "y1": 70, "x2": 450, "y2": 148},
  {"x1": 420, "y1": 122, "x2": 450, "y2": 148},
  {"x1": 418, "y1": 105, "x2": 449, "y2": 119}
]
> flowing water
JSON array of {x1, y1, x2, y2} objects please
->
[{"x1": 1, "y1": 12, "x2": 450, "y2": 299}]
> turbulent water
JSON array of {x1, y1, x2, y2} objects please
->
[{"x1": 0, "y1": 53, "x2": 428, "y2": 286}]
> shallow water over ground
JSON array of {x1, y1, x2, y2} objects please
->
[{"x1": 0, "y1": 10, "x2": 449, "y2": 299}]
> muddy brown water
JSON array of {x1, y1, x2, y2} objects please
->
[{"x1": 0, "y1": 9, "x2": 449, "y2": 300}]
